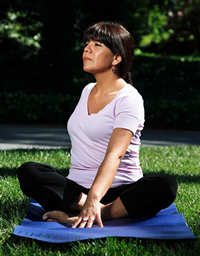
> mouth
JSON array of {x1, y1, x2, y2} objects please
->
[{"x1": 83, "y1": 57, "x2": 92, "y2": 61}]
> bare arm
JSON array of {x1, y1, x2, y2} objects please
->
[
  {"x1": 72, "y1": 127, "x2": 133, "y2": 228},
  {"x1": 90, "y1": 128, "x2": 133, "y2": 200}
]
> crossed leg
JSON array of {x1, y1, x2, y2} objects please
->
[{"x1": 18, "y1": 162, "x2": 177, "y2": 227}]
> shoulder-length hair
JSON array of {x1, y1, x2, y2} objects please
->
[{"x1": 83, "y1": 21, "x2": 134, "y2": 83}]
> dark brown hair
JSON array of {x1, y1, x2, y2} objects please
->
[{"x1": 83, "y1": 21, "x2": 134, "y2": 84}]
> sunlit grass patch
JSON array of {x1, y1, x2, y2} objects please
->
[{"x1": 0, "y1": 147, "x2": 199, "y2": 255}]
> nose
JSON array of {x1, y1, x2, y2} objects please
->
[{"x1": 84, "y1": 42, "x2": 92, "y2": 52}]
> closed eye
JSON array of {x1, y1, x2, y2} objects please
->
[{"x1": 94, "y1": 41, "x2": 102, "y2": 47}]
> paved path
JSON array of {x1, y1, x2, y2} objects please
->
[{"x1": 0, "y1": 125, "x2": 200, "y2": 150}]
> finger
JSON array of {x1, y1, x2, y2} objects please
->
[
  {"x1": 95, "y1": 215, "x2": 103, "y2": 227},
  {"x1": 72, "y1": 217, "x2": 82, "y2": 228},
  {"x1": 78, "y1": 219, "x2": 88, "y2": 228},
  {"x1": 86, "y1": 219, "x2": 94, "y2": 228}
]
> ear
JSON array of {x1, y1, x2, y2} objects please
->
[{"x1": 112, "y1": 54, "x2": 122, "y2": 66}]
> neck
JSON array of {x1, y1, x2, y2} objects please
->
[{"x1": 93, "y1": 72, "x2": 126, "y2": 95}]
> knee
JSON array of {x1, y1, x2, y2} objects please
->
[
  {"x1": 18, "y1": 162, "x2": 36, "y2": 187},
  {"x1": 18, "y1": 162, "x2": 34, "y2": 178}
]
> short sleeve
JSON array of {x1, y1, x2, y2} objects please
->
[{"x1": 114, "y1": 91, "x2": 144, "y2": 135}]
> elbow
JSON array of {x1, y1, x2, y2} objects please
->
[
  {"x1": 118, "y1": 154, "x2": 123, "y2": 161},
  {"x1": 106, "y1": 151, "x2": 123, "y2": 164},
  {"x1": 104, "y1": 147, "x2": 126, "y2": 165}
]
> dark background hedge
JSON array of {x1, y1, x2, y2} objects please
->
[{"x1": 0, "y1": 0, "x2": 200, "y2": 130}]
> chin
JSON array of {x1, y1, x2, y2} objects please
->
[{"x1": 83, "y1": 67, "x2": 93, "y2": 74}]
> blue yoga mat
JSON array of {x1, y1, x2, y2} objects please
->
[{"x1": 13, "y1": 199, "x2": 196, "y2": 243}]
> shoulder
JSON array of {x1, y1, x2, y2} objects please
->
[
  {"x1": 114, "y1": 84, "x2": 144, "y2": 117},
  {"x1": 117, "y1": 84, "x2": 143, "y2": 103}
]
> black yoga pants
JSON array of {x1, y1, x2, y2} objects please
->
[{"x1": 18, "y1": 162, "x2": 178, "y2": 217}]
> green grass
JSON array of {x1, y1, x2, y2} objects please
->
[{"x1": 0, "y1": 146, "x2": 199, "y2": 255}]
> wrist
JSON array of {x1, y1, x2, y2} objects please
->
[{"x1": 87, "y1": 189, "x2": 102, "y2": 203}]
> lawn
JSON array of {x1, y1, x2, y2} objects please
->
[{"x1": 0, "y1": 146, "x2": 199, "y2": 255}]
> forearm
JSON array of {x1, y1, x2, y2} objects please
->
[
  {"x1": 87, "y1": 152, "x2": 120, "y2": 202},
  {"x1": 87, "y1": 128, "x2": 132, "y2": 203}
]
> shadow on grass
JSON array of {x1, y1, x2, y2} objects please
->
[
  {"x1": 0, "y1": 148, "x2": 71, "y2": 153},
  {"x1": 0, "y1": 168, "x2": 70, "y2": 177},
  {"x1": 0, "y1": 167, "x2": 18, "y2": 177},
  {"x1": 174, "y1": 174, "x2": 200, "y2": 184}
]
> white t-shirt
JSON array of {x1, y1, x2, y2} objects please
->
[{"x1": 67, "y1": 82, "x2": 145, "y2": 188}]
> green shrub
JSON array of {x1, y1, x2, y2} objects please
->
[
  {"x1": 131, "y1": 54, "x2": 200, "y2": 130},
  {"x1": 0, "y1": 91, "x2": 199, "y2": 130},
  {"x1": 0, "y1": 91, "x2": 79, "y2": 124},
  {"x1": 1, "y1": 54, "x2": 200, "y2": 130}
]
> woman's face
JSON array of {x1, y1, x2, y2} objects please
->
[{"x1": 82, "y1": 40, "x2": 115, "y2": 75}]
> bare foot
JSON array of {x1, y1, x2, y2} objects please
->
[{"x1": 43, "y1": 211, "x2": 79, "y2": 224}]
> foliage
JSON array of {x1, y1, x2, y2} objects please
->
[
  {"x1": 165, "y1": 0, "x2": 200, "y2": 55},
  {"x1": 0, "y1": 11, "x2": 42, "y2": 50},
  {"x1": 140, "y1": 0, "x2": 200, "y2": 55},
  {"x1": 0, "y1": 0, "x2": 200, "y2": 93},
  {"x1": 0, "y1": 0, "x2": 200, "y2": 129},
  {"x1": 132, "y1": 53, "x2": 200, "y2": 129},
  {"x1": 139, "y1": 4, "x2": 171, "y2": 47},
  {"x1": 1, "y1": 54, "x2": 199, "y2": 130},
  {"x1": 0, "y1": 146, "x2": 200, "y2": 255},
  {"x1": 0, "y1": 91, "x2": 79, "y2": 124}
]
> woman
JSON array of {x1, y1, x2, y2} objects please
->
[{"x1": 18, "y1": 21, "x2": 178, "y2": 228}]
